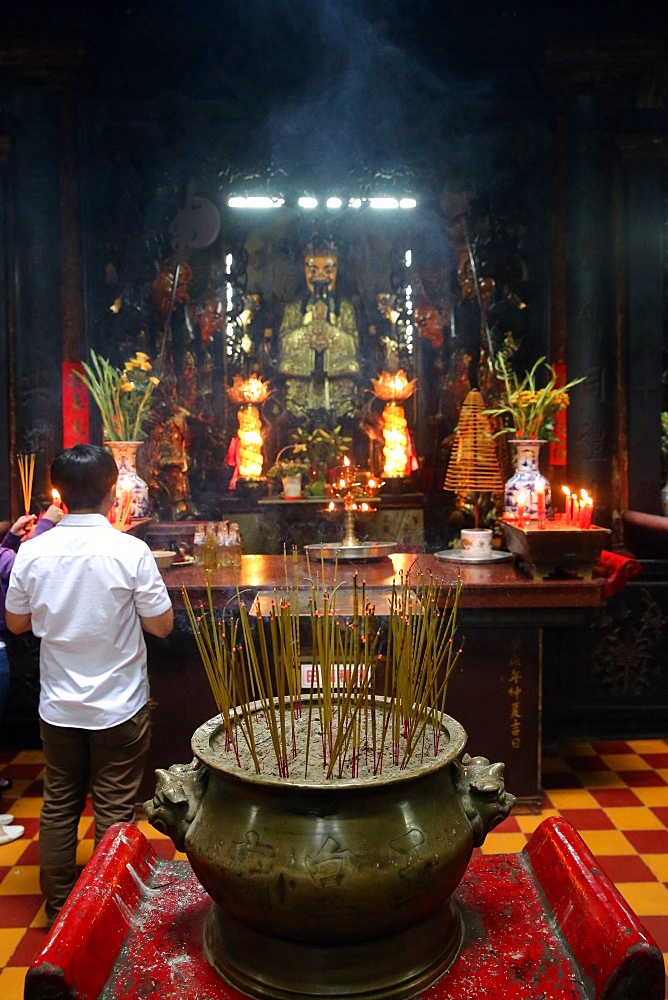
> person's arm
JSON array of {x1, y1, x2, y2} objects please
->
[
  {"x1": 139, "y1": 607, "x2": 174, "y2": 638},
  {"x1": 33, "y1": 505, "x2": 64, "y2": 536},
  {"x1": 5, "y1": 610, "x2": 32, "y2": 634}
]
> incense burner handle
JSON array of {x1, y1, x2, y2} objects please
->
[
  {"x1": 144, "y1": 759, "x2": 210, "y2": 852},
  {"x1": 453, "y1": 753, "x2": 516, "y2": 847}
]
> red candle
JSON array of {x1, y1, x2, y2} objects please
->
[
  {"x1": 581, "y1": 497, "x2": 594, "y2": 528},
  {"x1": 562, "y1": 485, "x2": 572, "y2": 524},
  {"x1": 536, "y1": 488, "x2": 546, "y2": 529},
  {"x1": 516, "y1": 490, "x2": 526, "y2": 526}
]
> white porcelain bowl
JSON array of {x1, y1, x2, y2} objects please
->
[{"x1": 151, "y1": 549, "x2": 177, "y2": 571}]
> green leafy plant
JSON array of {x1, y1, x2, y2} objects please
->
[
  {"x1": 76, "y1": 349, "x2": 160, "y2": 441},
  {"x1": 289, "y1": 424, "x2": 352, "y2": 469},
  {"x1": 266, "y1": 447, "x2": 310, "y2": 480},
  {"x1": 484, "y1": 355, "x2": 585, "y2": 442}
]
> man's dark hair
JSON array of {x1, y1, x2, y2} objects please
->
[{"x1": 51, "y1": 444, "x2": 118, "y2": 510}]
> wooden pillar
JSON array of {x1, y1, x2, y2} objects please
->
[{"x1": 543, "y1": 40, "x2": 666, "y2": 527}]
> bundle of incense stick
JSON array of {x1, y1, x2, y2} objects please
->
[
  {"x1": 17, "y1": 453, "x2": 35, "y2": 515},
  {"x1": 183, "y1": 557, "x2": 464, "y2": 780}
]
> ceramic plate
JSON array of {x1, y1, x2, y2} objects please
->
[{"x1": 434, "y1": 549, "x2": 514, "y2": 564}]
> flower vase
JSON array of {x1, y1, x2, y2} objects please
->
[
  {"x1": 504, "y1": 439, "x2": 551, "y2": 519},
  {"x1": 107, "y1": 440, "x2": 150, "y2": 520}
]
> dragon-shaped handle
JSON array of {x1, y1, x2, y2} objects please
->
[
  {"x1": 453, "y1": 753, "x2": 516, "y2": 847},
  {"x1": 144, "y1": 759, "x2": 209, "y2": 852}
]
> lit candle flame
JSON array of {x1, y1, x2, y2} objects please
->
[{"x1": 51, "y1": 488, "x2": 61, "y2": 507}]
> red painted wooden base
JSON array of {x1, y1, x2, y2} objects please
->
[{"x1": 25, "y1": 817, "x2": 664, "y2": 1000}]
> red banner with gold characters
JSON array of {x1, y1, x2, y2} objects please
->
[
  {"x1": 62, "y1": 363, "x2": 90, "y2": 447},
  {"x1": 549, "y1": 363, "x2": 567, "y2": 466}
]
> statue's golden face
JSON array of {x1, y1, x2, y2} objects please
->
[{"x1": 304, "y1": 254, "x2": 337, "y2": 293}]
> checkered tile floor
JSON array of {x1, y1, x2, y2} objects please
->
[{"x1": 1, "y1": 740, "x2": 667, "y2": 1000}]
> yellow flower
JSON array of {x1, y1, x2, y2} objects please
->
[
  {"x1": 75, "y1": 349, "x2": 160, "y2": 441},
  {"x1": 484, "y1": 355, "x2": 585, "y2": 443}
]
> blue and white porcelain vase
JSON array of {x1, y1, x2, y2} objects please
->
[
  {"x1": 108, "y1": 440, "x2": 150, "y2": 520},
  {"x1": 504, "y1": 439, "x2": 551, "y2": 519}
]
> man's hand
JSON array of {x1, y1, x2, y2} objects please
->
[{"x1": 10, "y1": 514, "x2": 36, "y2": 539}]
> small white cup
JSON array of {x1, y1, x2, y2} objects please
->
[{"x1": 460, "y1": 528, "x2": 493, "y2": 559}]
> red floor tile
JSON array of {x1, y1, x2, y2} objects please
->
[
  {"x1": 490, "y1": 815, "x2": 522, "y2": 833},
  {"x1": 590, "y1": 740, "x2": 634, "y2": 754},
  {"x1": 589, "y1": 787, "x2": 644, "y2": 808},
  {"x1": 17, "y1": 841, "x2": 40, "y2": 865},
  {"x1": 650, "y1": 806, "x2": 668, "y2": 827},
  {"x1": 616, "y1": 770, "x2": 668, "y2": 788},
  {"x1": 639, "y1": 915, "x2": 668, "y2": 953},
  {"x1": 623, "y1": 829, "x2": 668, "y2": 854},
  {"x1": 5, "y1": 926, "x2": 50, "y2": 966},
  {"x1": 640, "y1": 753, "x2": 668, "y2": 768},
  {"x1": 597, "y1": 854, "x2": 659, "y2": 883},
  {"x1": 558, "y1": 808, "x2": 615, "y2": 830},
  {"x1": 0, "y1": 894, "x2": 44, "y2": 927}
]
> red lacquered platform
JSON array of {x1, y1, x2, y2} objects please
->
[{"x1": 25, "y1": 817, "x2": 664, "y2": 1000}]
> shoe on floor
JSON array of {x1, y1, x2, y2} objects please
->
[
  {"x1": 0, "y1": 824, "x2": 25, "y2": 845},
  {"x1": 0, "y1": 826, "x2": 26, "y2": 845},
  {"x1": 0, "y1": 814, "x2": 14, "y2": 825},
  {"x1": 0, "y1": 777, "x2": 13, "y2": 791}
]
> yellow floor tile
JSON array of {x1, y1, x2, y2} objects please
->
[
  {"x1": 516, "y1": 810, "x2": 559, "y2": 834},
  {"x1": 0, "y1": 930, "x2": 24, "y2": 966},
  {"x1": 0, "y1": 865, "x2": 41, "y2": 895},
  {"x1": 604, "y1": 807, "x2": 666, "y2": 830},
  {"x1": 76, "y1": 841, "x2": 95, "y2": 866},
  {"x1": 600, "y1": 754, "x2": 651, "y2": 771},
  {"x1": 627, "y1": 739, "x2": 668, "y2": 754},
  {"x1": 135, "y1": 819, "x2": 171, "y2": 840},
  {"x1": 9, "y1": 799, "x2": 41, "y2": 819},
  {"x1": 631, "y1": 786, "x2": 668, "y2": 807},
  {"x1": 643, "y1": 854, "x2": 668, "y2": 883},
  {"x1": 615, "y1": 881, "x2": 668, "y2": 917},
  {"x1": 478, "y1": 832, "x2": 528, "y2": 855},
  {"x1": 544, "y1": 788, "x2": 599, "y2": 810},
  {"x1": 577, "y1": 830, "x2": 637, "y2": 856},
  {"x1": 0, "y1": 839, "x2": 31, "y2": 866},
  {"x1": 10, "y1": 751, "x2": 45, "y2": 765},
  {"x1": 30, "y1": 904, "x2": 50, "y2": 929},
  {"x1": 0, "y1": 965, "x2": 28, "y2": 1000},
  {"x1": 77, "y1": 817, "x2": 94, "y2": 838}
]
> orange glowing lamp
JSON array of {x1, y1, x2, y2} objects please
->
[
  {"x1": 226, "y1": 374, "x2": 272, "y2": 480},
  {"x1": 370, "y1": 369, "x2": 417, "y2": 480}
]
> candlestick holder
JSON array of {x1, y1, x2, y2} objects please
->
[{"x1": 304, "y1": 460, "x2": 397, "y2": 561}]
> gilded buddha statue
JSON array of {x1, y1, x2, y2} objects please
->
[{"x1": 277, "y1": 241, "x2": 360, "y2": 419}]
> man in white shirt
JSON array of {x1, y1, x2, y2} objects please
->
[{"x1": 5, "y1": 443, "x2": 174, "y2": 924}]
